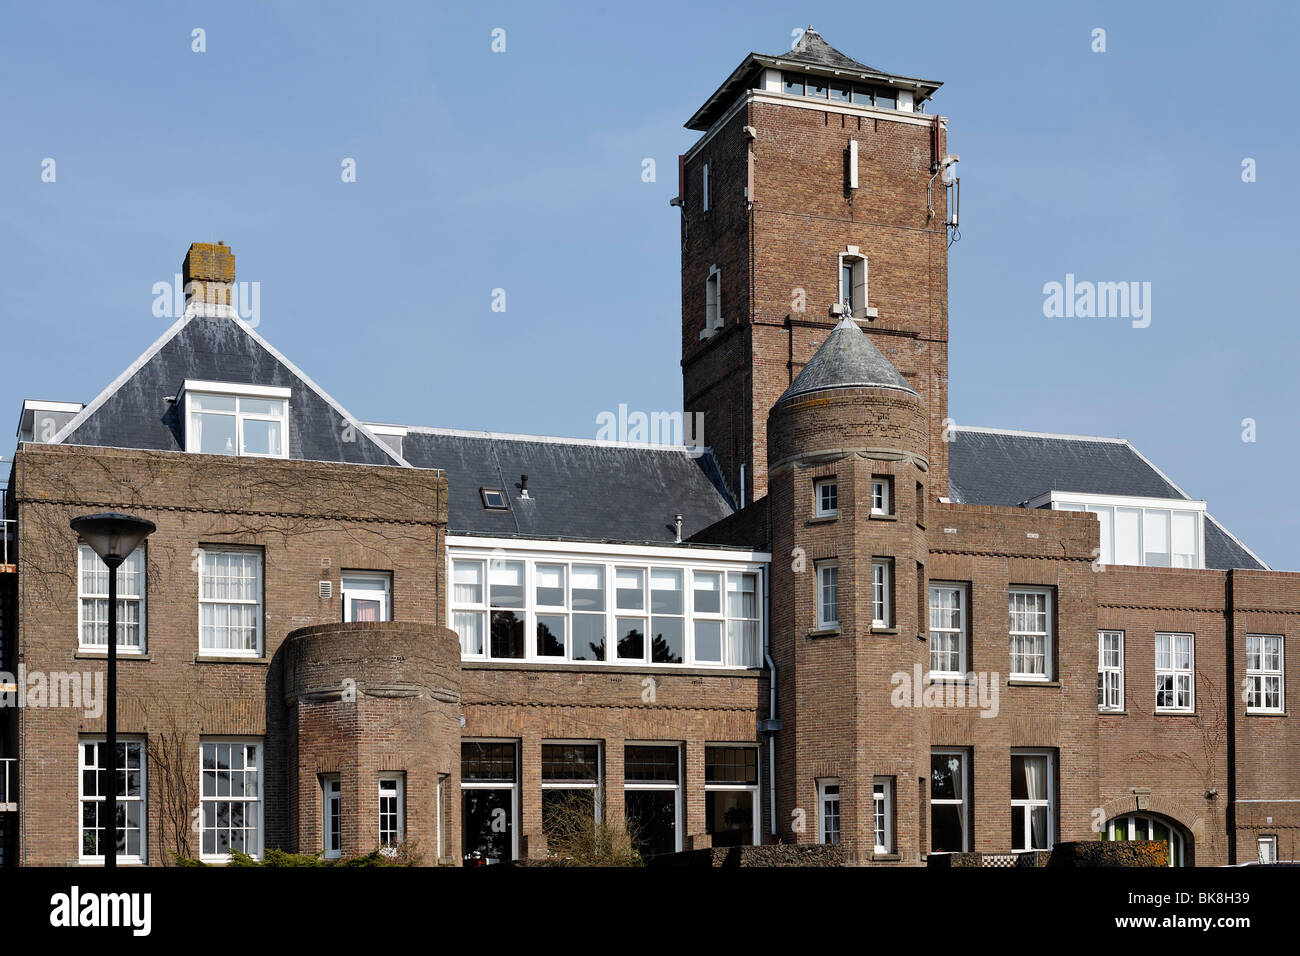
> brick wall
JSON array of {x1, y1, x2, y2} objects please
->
[
  {"x1": 683, "y1": 95, "x2": 949, "y2": 504},
  {"x1": 11, "y1": 442, "x2": 446, "y2": 865}
]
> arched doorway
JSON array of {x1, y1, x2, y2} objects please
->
[{"x1": 1101, "y1": 813, "x2": 1190, "y2": 867}]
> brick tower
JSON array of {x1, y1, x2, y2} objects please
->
[
  {"x1": 767, "y1": 317, "x2": 932, "y2": 862},
  {"x1": 677, "y1": 27, "x2": 952, "y2": 507}
]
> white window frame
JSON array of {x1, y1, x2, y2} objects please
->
[
  {"x1": 446, "y1": 541, "x2": 767, "y2": 669},
  {"x1": 452, "y1": 558, "x2": 487, "y2": 657},
  {"x1": 77, "y1": 543, "x2": 146, "y2": 653},
  {"x1": 199, "y1": 739, "x2": 264, "y2": 863},
  {"x1": 1009, "y1": 587, "x2": 1053, "y2": 681},
  {"x1": 837, "y1": 251, "x2": 868, "y2": 318},
  {"x1": 1098, "y1": 630, "x2": 1125, "y2": 712},
  {"x1": 1258, "y1": 834, "x2": 1278, "y2": 865},
  {"x1": 378, "y1": 773, "x2": 405, "y2": 848},
  {"x1": 1155, "y1": 632, "x2": 1195, "y2": 713},
  {"x1": 1010, "y1": 750, "x2": 1055, "y2": 853},
  {"x1": 198, "y1": 547, "x2": 264, "y2": 658},
  {"x1": 704, "y1": 265, "x2": 722, "y2": 332},
  {"x1": 816, "y1": 561, "x2": 839, "y2": 630},
  {"x1": 871, "y1": 559, "x2": 891, "y2": 628},
  {"x1": 704, "y1": 744, "x2": 760, "y2": 847},
  {"x1": 930, "y1": 749, "x2": 969, "y2": 854},
  {"x1": 460, "y1": 739, "x2": 519, "y2": 864},
  {"x1": 873, "y1": 777, "x2": 894, "y2": 854},
  {"x1": 183, "y1": 381, "x2": 290, "y2": 459},
  {"x1": 342, "y1": 571, "x2": 392, "y2": 623},
  {"x1": 1105, "y1": 814, "x2": 1185, "y2": 867},
  {"x1": 817, "y1": 778, "x2": 841, "y2": 845},
  {"x1": 624, "y1": 743, "x2": 684, "y2": 857},
  {"x1": 78, "y1": 737, "x2": 146, "y2": 865},
  {"x1": 321, "y1": 774, "x2": 341, "y2": 860},
  {"x1": 870, "y1": 478, "x2": 891, "y2": 516},
  {"x1": 541, "y1": 740, "x2": 603, "y2": 835},
  {"x1": 436, "y1": 774, "x2": 447, "y2": 861},
  {"x1": 1246, "y1": 634, "x2": 1284, "y2": 714},
  {"x1": 929, "y1": 583, "x2": 967, "y2": 678},
  {"x1": 1034, "y1": 491, "x2": 1207, "y2": 570},
  {"x1": 814, "y1": 478, "x2": 838, "y2": 518}
]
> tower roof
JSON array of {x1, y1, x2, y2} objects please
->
[
  {"x1": 686, "y1": 27, "x2": 942, "y2": 131},
  {"x1": 780, "y1": 26, "x2": 882, "y2": 73},
  {"x1": 778, "y1": 317, "x2": 916, "y2": 403}
]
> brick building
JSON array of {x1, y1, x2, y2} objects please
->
[{"x1": 0, "y1": 28, "x2": 1295, "y2": 867}]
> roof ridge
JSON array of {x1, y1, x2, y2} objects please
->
[
  {"x1": 953, "y1": 424, "x2": 1130, "y2": 444},
  {"x1": 402, "y1": 425, "x2": 713, "y2": 454}
]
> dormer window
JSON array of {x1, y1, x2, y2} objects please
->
[
  {"x1": 480, "y1": 487, "x2": 507, "y2": 510},
  {"x1": 183, "y1": 381, "x2": 289, "y2": 458}
]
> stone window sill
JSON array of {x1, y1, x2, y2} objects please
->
[
  {"x1": 196, "y1": 655, "x2": 270, "y2": 665},
  {"x1": 74, "y1": 651, "x2": 153, "y2": 662},
  {"x1": 872, "y1": 852, "x2": 902, "y2": 862},
  {"x1": 870, "y1": 626, "x2": 899, "y2": 635},
  {"x1": 807, "y1": 627, "x2": 840, "y2": 638},
  {"x1": 807, "y1": 515, "x2": 838, "y2": 525},
  {"x1": 868, "y1": 513, "x2": 898, "y2": 522},
  {"x1": 1007, "y1": 679, "x2": 1061, "y2": 688}
]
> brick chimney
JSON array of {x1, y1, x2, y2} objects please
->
[{"x1": 182, "y1": 241, "x2": 235, "y2": 309}]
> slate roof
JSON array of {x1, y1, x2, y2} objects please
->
[
  {"x1": 35, "y1": 311, "x2": 742, "y2": 548},
  {"x1": 779, "y1": 27, "x2": 882, "y2": 74},
  {"x1": 779, "y1": 316, "x2": 915, "y2": 403},
  {"x1": 51, "y1": 311, "x2": 404, "y2": 467},
  {"x1": 685, "y1": 27, "x2": 942, "y2": 131},
  {"x1": 948, "y1": 426, "x2": 1267, "y2": 571},
  {"x1": 400, "y1": 429, "x2": 737, "y2": 545}
]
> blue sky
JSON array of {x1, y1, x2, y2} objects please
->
[{"x1": 2, "y1": 1, "x2": 1297, "y2": 567}]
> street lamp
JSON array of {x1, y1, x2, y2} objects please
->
[{"x1": 69, "y1": 513, "x2": 155, "y2": 869}]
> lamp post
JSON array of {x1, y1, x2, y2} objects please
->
[{"x1": 70, "y1": 513, "x2": 155, "y2": 869}]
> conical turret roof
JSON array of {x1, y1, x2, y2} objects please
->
[{"x1": 778, "y1": 316, "x2": 916, "y2": 403}]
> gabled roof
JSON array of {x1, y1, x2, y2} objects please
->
[
  {"x1": 400, "y1": 428, "x2": 736, "y2": 545},
  {"x1": 947, "y1": 426, "x2": 1268, "y2": 571},
  {"x1": 778, "y1": 316, "x2": 915, "y2": 404},
  {"x1": 686, "y1": 26, "x2": 942, "y2": 131},
  {"x1": 49, "y1": 308, "x2": 407, "y2": 467}
]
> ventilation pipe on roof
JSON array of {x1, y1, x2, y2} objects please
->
[
  {"x1": 674, "y1": 514, "x2": 683, "y2": 544},
  {"x1": 519, "y1": 474, "x2": 530, "y2": 499}
]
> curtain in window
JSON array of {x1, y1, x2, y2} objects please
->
[
  {"x1": 453, "y1": 562, "x2": 482, "y2": 604},
  {"x1": 1024, "y1": 756, "x2": 1046, "y2": 848}
]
